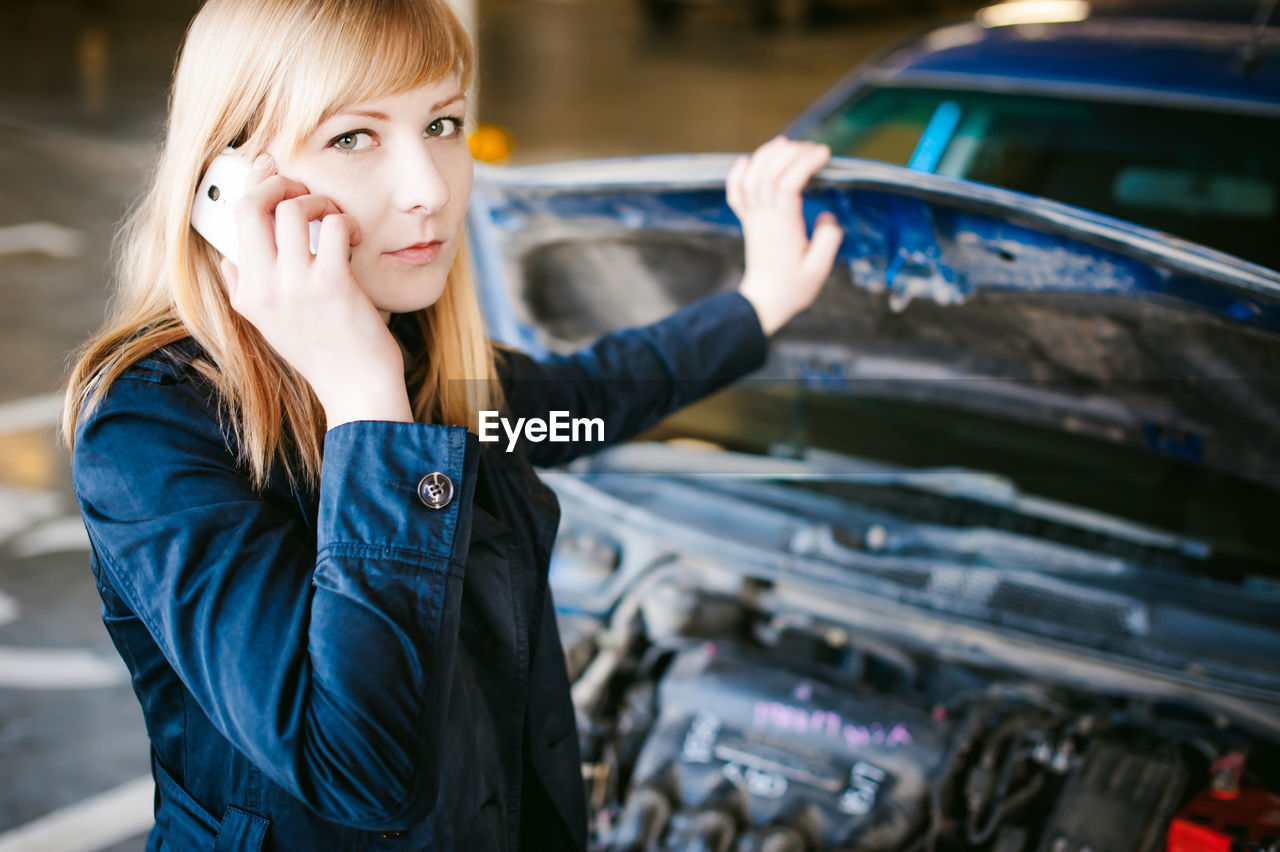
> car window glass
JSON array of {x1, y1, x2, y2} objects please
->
[
  {"x1": 806, "y1": 88, "x2": 939, "y2": 166},
  {"x1": 807, "y1": 86, "x2": 1280, "y2": 270}
]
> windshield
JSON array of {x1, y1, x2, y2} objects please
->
[{"x1": 802, "y1": 86, "x2": 1280, "y2": 270}]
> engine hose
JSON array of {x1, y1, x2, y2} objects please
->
[
  {"x1": 966, "y1": 772, "x2": 1046, "y2": 846},
  {"x1": 610, "y1": 785, "x2": 671, "y2": 852},
  {"x1": 571, "y1": 559, "x2": 739, "y2": 711},
  {"x1": 994, "y1": 745, "x2": 1037, "y2": 803},
  {"x1": 918, "y1": 705, "x2": 991, "y2": 852},
  {"x1": 968, "y1": 714, "x2": 1031, "y2": 814}
]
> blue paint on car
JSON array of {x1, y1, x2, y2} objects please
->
[{"x1": 470, "y1": 155, "x2": 1280, "y2": 342}]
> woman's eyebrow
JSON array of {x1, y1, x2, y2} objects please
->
[
  {"x1": 336, "y1": 94, "x2": 465, "y2": 122},
  {"x1": 431, "y1": 93, "x2": 465, "y2": 111},
  {"x1": 342, "y1": 109, "x2": 391, "y2": 121}
]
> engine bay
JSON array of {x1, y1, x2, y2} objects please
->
[{"x1": 550, "y1": 494, "x2": 1280, "y2": 852}]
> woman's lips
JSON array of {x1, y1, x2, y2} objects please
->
[{"x1": 385, "y1": 241, "x2": 443, "y2": 264}]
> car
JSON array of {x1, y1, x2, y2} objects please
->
[
  {"x1": 466, "y1": 142, "x2": 1280, "y2": 850},
  {"x1": 784, "y1": 0, "x2": 1280, "y2": 271}
]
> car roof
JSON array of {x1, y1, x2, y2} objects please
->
[{"x1": 854, "y1": 0, "x2": 1280, "y2": 114}]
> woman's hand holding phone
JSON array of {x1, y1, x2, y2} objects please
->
[
  {"x1": 728, "y1": 136, "x2": 844, "y2": 336},
  {"x1": 218, "y1": 154, "x2": 413, "y2": 430}
]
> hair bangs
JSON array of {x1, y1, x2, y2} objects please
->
[{"x1": 271, "y1": 0, "x2": 474, "y2": 152}]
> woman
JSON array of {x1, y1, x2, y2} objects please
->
[{"x1": 62, "y1": 0, "x2": 844, "y2": 848}]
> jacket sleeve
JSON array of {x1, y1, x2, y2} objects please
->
[
  {"x1": 497, "y1": 289, "x2": 769, "y2": 467},
  {"x1": 72, "y1": 366, "x2": 475, "y2": 830}
]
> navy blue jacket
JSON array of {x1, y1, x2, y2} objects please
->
[{"x1": 71, "y1": 291, "x2": 768, "y2": 851}]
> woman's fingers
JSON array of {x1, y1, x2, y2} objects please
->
[
  {"x1": 314, "y1": 213, "x2": 362, "y2": 269},
  {"x1": 275, "y1": 194, "x2": 344, "y2": 262},
  {"x1": 741, "y1": 135, "x2": 789, "y2": 206},
  {"x1": 801, "y1": 211, "x2": 844, "y2": 286},
  {"x1": 777, "y1": 142, "x2": 830, "y2": 196},
  {"x1": 751, "y1": 137, "x2": 811, "y2": 206},
  {"x1": 233, "y1": 155, "x2": 311, "y2": 263},
  {"x1": 736, "y1": 136, "x2": 829, "y2": 210}
]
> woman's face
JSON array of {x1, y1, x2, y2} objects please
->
[{"x1": 268, "y1": 77, "x2": 473, "y2": 319}]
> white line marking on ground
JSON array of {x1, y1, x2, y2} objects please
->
[
  {"x1": 0, "y1": 589, "x2": 17, "y2": 629},
  {"x1": 0, "y1": 775, "x2": 153, "y2": 852},
  {"x1": 10, "y1": 516, "x2": 90, "y2": 558},
  {"x1": 0, "y1": 646, "x2": 128, "y2": 689},
  {"x1": 0, "y1": 485, "x2": 63, "y2": 544},
  {"x1": 0, "y1": 393, "x2": 64, "y2": 436},
  {"x1": 0, "y1": 222, "x2": 84, "y2": 259}
]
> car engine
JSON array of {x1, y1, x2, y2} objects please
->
[
  {"x1": 549, "y1": 496, "x2": 1280, "y2": 852},
  {"x1": 612, "y1": 642, "x2": 948, "y2": 851}
]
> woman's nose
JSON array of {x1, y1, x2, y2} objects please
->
[{"x1": 393, "y1": 147, "x2": 451, "y2": 214}]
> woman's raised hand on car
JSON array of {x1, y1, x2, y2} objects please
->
[
  {"x1": 218, "y1": 153, "x2": 413, "y2": 429},
  {"x1": 728, "y1": 136, "x2": 844, "y2": 335}
]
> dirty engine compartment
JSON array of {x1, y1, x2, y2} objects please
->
[{"x1": 544, "y1": 452, "x2": 1280, "y2": 852}]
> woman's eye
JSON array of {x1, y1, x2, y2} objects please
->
[
  {"x1": 330, "y1": 131, "x2": 372, "y2": 151},
  {"x1": 426, "y1": 116, "x2": 464, "y2": 138}
]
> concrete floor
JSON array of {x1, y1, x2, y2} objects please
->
[{"x1": 0, "y1": 0, "x2": 977, "y2": 847}]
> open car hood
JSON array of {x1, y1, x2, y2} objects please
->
[{"x1": 467, "y1": 154, "x2": 1280, "y2": 492}]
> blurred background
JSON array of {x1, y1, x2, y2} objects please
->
[{"x1": 0, "y1": 0, "x2": 982, "y2": 848}]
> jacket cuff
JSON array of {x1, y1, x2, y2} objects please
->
[{"x1": 318, "y1": 421, "x2": 471, "y2": 563}]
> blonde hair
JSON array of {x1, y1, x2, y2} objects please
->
[{"x1": 63, "y1": 0, "x2": 502, "y2": 491}]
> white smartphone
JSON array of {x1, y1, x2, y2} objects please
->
[{"x1": 191, "y1": 148, "x2": 320, "y2": 265}]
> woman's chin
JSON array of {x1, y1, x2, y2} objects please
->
[{"x1": 367, "y1": 272, "x2": 450, "y2": 316}]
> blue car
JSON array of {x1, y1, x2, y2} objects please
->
[
  {"x1": 786, "y1": 0, "x2": 1280, "y2": 270},
  {"x1": 466, "y1": 5, "x2": 1280, "y2": 849}
]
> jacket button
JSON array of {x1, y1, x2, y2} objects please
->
[
  {"x1": 380, "y1": 830, "x2": 405, "y2": 839},
  {"x1": 417, "y1": 472, "x2": 454, "y2": 510}
]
